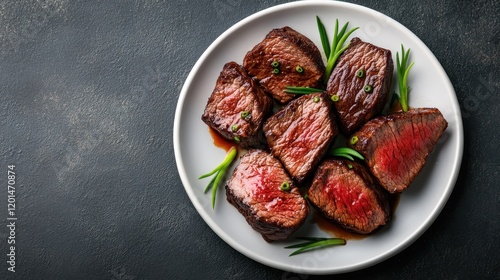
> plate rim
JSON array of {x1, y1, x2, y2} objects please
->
[{"x1": 173, "y1": 0, "x2": 464, "y2": 274}]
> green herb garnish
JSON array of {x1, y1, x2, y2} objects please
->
[
  {"x1": 395, "y1": 44, "x2": 415, "y2": 112},
  {"x1": 316, "y1": 16, "x2": 331, "y2": 58},
  {"x1": 330, "y1": 147, "x2": 364, "y2": 161},
  {"x1": 198, "y1": 146, "x2": 238, "y2": 208},
  {"x1": 284, "y1": 86, "x2": 323, "y2": 95},
  {"x1": 349, "y1": 135, "x2": 359, "y2": 145},
  {"x1": 280, "y1": 181, "x2": 291, "y2": 191},
  {"x1": 317, "y1": 16, "x2": 359, "y2": 83},
  {"x1": 356, "y1": 68, "x2": 365, "y2": 78},
  {"x1": 285, "y1": 237, "x2": 346, "y2": 256}
]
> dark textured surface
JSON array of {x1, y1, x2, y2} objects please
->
[{"x1": 0, "y1": 0, "x2": 498, "y2": 279}]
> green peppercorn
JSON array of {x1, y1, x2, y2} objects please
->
[
  {"x1": 350, "y1": 136, "x2": 359, "y2": 145},
  {"x1": 356, "y1": 68, "x2": 365, "y2": 78},
  {"x1": 280, "y1": 181, "x2": 291, "y2": 191}
]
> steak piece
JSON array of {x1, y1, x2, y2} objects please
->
[
  {"x1": 243, "y1": 26, "x2": 325, "y2": 104},
  {"x1": 349, "y1": 108, "x2": 448, "y2": 193},
  {"x1": 202, "y1": 61, "x2": 273, "y2": 149},
  {"x1": 326, "y1": 37, "x2": 393, "y2": 136},
  {"x1": 263, "y1": 92, "x2": 338, "y2": 183},
  {"x1": 225, "y1": 149, "x2": 309, "y2": 242},
  {"x1": 307, "y1": 159, "x2": 391, "y2": 234}
]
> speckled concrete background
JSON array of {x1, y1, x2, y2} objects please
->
[{"x1": 0, "y1": 0, "x2": 498, "y2": 279}]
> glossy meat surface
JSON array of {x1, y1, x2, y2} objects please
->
[
  {"x1": 307, "y1": 159, "x2": 391, "y2": 234},
  {"x1": 225, "y1": 150, "x2": 309, "y2": 242},
  {"x1": 349, "y1": 108, "x2": 448, "y2": 193},
  {"x1": 243, "y1": 26, "x2": 325, "y2": 104},
  {"x1": 326, "y1": 37, "x2": 393, "y2": 136},
  {"x1": 263, "y1": 92, "x2": 338, "y2": 183},
  {"x1": 202, "y1": 61, "x2": 273, "y2": 148}
]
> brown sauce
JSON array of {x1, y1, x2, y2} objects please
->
[
  {"x1": 208, "y1": 127, "x2": 233, "y2": 152},
  {"x1": 311, "y1": 212, "x2": 367, "y2": 240},
  {"x1": 388, "y1": 100, "x2": 403, "y2": 113},
  {"x1": 312, "y1": 193, "x2": 402, "y2": 240},
  {"x1": 388, "y1": 99, "x2": 413, "y2": 113}
]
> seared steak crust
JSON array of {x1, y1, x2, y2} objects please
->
[
  {"x1": 202, "y1": 61, "x2": 273, "y2": 148},
  {"x1": 263, "y1": 92, "x2": 338, "y2": 183},
  {"x1": 349, "y1": 108, "x2": 448, "y2": 193},
  {"x1": 225, "y1": 150, "x2": 309, "y2": 242},
  {"x1": 243, "y1": 26, "x2": 325, "y2": 104},
  {"x1": 307, "y1": 159, "x2": 391, "y2": 234},
  {"x1": 326, "y1": 37, "x2": 393, "y2": 136}
]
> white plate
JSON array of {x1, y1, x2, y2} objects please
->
[{"x1": 174, "y1": 1, "x2": 463, "y2": 274}]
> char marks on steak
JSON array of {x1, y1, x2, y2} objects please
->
[
  {"x1": 263, "y1": 92, "x2": 338, "y2": 183},
  {"x1": 243, "y1": 26, "x2": 325, "y2": 104},
  {"x1": 326, "y1": 37, "x2": 393, "y2": 136},
  {"x1": 202, "y1": 61, "x2": 273, "y2": 149},
  {"x1": 349, "y1": 108, "x2": 448, "y2": 193},
  {"x1": 307, "y1": 159, "x2": 391, "y2": 234},
  {"x1": 225, "y1": 149, "x2": 309, "y2": 242}
]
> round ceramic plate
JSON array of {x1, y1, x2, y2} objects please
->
[{"x1": 174, "y1": 1, "x2": 463, "y2": 274}]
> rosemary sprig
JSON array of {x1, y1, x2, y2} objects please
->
[
  {"x1": 284, "y1": 86, "x2": 323, "y2": 95},
  {"x1": 198, "y1": 146, "x2": 238, "y2": 208},
  {"x1": 329, "y1": 147, "x2": 364, "y2": 161},
  {"x1": 317, "y1": 17, "x2": 359, "y2": 83},
  {"x1": 395, "y1": 44, "x2": 415, "y2": 112},
  {"x1": 285, "y1": 237, "x2": 346, "y2": 256}
]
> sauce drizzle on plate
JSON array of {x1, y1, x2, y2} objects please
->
[{"x1": 209, "y1": 127, "x2": 234, "y2": 152}]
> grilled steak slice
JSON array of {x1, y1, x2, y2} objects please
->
[
  {"x1": 349, "y1": 108, "x2": 448, "y2": 193},
  {"x1": 307, "y1": 159, "x2": 391, "y2": 234},
  {"x1": 202, "y1": 61, "x2": 273, "y2": 149},
  {"x1": 263, "y1": 92, "x2": 338, "y2": 183},
  {"x1": 225, "y1": 149, "x2": 309, "y2": 242},
  {"x1": 326, "y1": 37, "x2": 393, "y2": 136},
  {"x1": 243, "y1": 26, "x2": 325, "y2": 104}
]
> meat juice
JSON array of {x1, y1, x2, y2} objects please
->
[{"x1": 209, "y1": 127, "x2": 234, "y2": 152}]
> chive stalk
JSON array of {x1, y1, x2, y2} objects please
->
[
  {"x1": 329, "y1": 147, "x2": 364, "y2": 161},
  {"x1": 198, "y1": 146, "x2": 238, "y2": 208},
  {"x1": 285, "y1": 237, "x2": 346, "y2": 256},
  {"x1": 284, "y1": 86, "x2": 323, "y2": 95}
]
